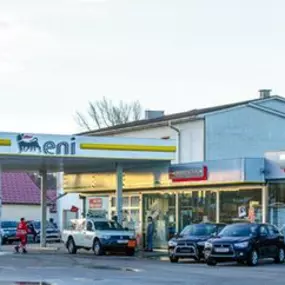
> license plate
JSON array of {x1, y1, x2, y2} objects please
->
[
  {"x1": 215, "y1": 247, "x2": 229, "y2": 253},
  {"x1": 180, "y1": 249, "x2": 192, "y2": 253},
  {"x1": 117, "y1": 240, "x2": 128, "y2": 244},
  {"x1": 128, "y1": 240, "x2": 136, "y2": 248}
]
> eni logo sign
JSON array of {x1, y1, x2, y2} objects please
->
[{"x1": 16, "y1": 133, "x2": 76, "y2": 155}]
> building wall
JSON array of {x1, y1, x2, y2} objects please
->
[
  {"x1": 111, "y1": 120, "x2": 205, "y2": 163},
  {"x1": 1, "y1": 204, "x2": 51, "y2": 221},
  {"x1": 205, "y1": 105, "x2": 285, "y2": 160},
  {"x1": 57, "y1": 193, "x2": 82, "y2": 231}
]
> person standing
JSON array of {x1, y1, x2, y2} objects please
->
[
  {"x1": 145, "y1": 216, "x2": 154, "y2": 252},
  {"x1": 15, "y1": 218, "x2": 29, "y2": 253}
]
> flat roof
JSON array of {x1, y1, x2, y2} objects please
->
[{"x1": 0, "y1": 132, "x2": 176, "y2": 173}]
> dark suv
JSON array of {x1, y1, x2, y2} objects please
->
[
  {"x1": 204, "y1": 223, "x2": 285, "y2": 266},
  {"x1": 168, "y1": 223, "x2": 226, "y2": 263}
]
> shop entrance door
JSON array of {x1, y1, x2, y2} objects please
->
[{"x1": 143, "y1": 193, "x2": 176, "y2": 248}]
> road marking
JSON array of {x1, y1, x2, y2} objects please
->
[
  {"x1": 0, "y1": 252, "x2": 13, "y2": 256},
  {"x1": 0, "y1": 266, "x2": 16, "y2": 271}
]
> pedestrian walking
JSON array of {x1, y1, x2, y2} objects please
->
[
  {"x1": 145, "y1": 216, "x2": 154, "y2": 252},
  {"x1": 15, "y1": 218, "x2": 29, "y2": 254}
]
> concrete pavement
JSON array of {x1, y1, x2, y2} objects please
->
[{"x1": 0, "y1": 245, "x2": 283, "y2": 285}]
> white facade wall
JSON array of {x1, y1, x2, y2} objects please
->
[
  {"x1": 57, "y1": 193, "x2": 82, "y2": 231},
  {"x1": 111, "y1": 120, "x2": 204, "y2": 163},
  {"x1": 1, "y1": 204, "x2": 51, "y2": 222}
]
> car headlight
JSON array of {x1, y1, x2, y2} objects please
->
[
  {"x1": 204, "y1": 242, "x2": 213, "y2": 248},
  {"x1": 234, "y1": 242, "x2": 249, "y2": 248},
  {"x1": 197, "y1": 241, "x2": 206, "y2": 246},
  {"x1": 102, "y1": 235, "x2": 111, "y2": 239},
  {"x1": 168, "y1": 240, "x2": 177, "y2": 247}
]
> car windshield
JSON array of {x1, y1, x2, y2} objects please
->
[
  {"x1": 94, "y1": 221, "x2": 123, "y2": 231},
  {"x1": 1, "y1": 221, "x2": 17, "y2": 228},
  {"x1": 180, "y1": 224, "x2": 216, "y2": 236},
  {"x1": 219, "y1": 224, "x2": 258, "y2": 237}
]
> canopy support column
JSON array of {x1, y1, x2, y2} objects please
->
[
  {"x1": 40, "y1": 170, "x2": 48, "y2": 247},
  {"x1": 116, "y1": 163, "x2": 123, "y2": 224}
]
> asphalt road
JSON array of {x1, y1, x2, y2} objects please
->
[{"x1": 0, "y1": 249, "x2": 284, "y2": 285}]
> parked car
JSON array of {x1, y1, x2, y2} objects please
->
[
  {"x1": 27, "y1": 220, "x2": 61, "y2": 243},
  {"x1": 280, "y1": 225, "x2": 285, "y2": 238},
  {"x1": 168, "y1": 223, "x2": 226, "y2": 263},
  {"x1": 0, "y1": 221, "x2": 19, "y2": 245},
  {"x1": 204, "y1": 223, "x2": 285, "y2": 266},
  {"x1": 62, "y1": 218, "x2": 136, "y2": 256}
]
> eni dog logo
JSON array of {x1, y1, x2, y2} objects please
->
[{"x1": 16, "y1": 133, "x2": 76, "y2": 155}]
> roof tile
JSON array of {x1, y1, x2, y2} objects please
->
[{"x1": 1, "y1": 172, "x2": 56, "y2": 205}]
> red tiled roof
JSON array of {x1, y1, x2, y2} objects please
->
[{"x1": 2, "y1": 172, "x2": 56, "y2": 205}]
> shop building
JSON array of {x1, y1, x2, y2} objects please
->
[{"x1": 61, "y1": 90, "x2": 285, "y2": 247}]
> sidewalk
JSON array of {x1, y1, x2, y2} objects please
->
[{"x1": 0, "y1": 243, "x2": 168, "y2": 259}]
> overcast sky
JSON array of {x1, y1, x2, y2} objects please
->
[{"x1": 0, "y1": 0, "x2": 284, "y2": 134}]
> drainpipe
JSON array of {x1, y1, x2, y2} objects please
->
[
  {"x1": 169, "y1": 121, "x2": 181, "y2": 233},
  {"x1": 168, "y1": 121, "x2": 181, "y2": 164}
]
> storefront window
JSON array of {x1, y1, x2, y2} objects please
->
[
  {"x1": 268, "y1": 183, "x2": 285, "y2": 228},
  {"x1": 179, "y1": 191, "x2": 216, "y2": 231},
  {"x1": 110, "y1": 195, "x2": 141, "y2": 234},
  {"x1": 220, "y1": 189, "x2": 262, "y2": 223},
  {"x1": 143, "y1": 193, "x2": 176, "y2": 248}
]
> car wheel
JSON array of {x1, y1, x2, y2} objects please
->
[
  {"x1": 169, "y1": 256, "x2": 179, "y2": 263},
  {"x1": 274, "y1": 247, "x2": 285, "y2": 264},
  {"x1": 126, "y1": 248, "x2": 135, "y2": 256},
  {"x1": 66, "y1": 237, "x2": 77, "y2": 254},
  {"x1": 247, "y1": 250, "x2": 259, "y2": 266},
  {"x1": 206, "y1": 258, "x2": 217, "y2": 266},
  {"x1": 93, "y1": 239, "x2": 104, "y2": 256}
]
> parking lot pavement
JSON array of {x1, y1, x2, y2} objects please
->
[{"x1": 0, "y1": 248, "x2": 284, "y2": 285}]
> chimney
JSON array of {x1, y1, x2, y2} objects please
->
[
  {"x1": 145, "y1": 110, "x2": 164, "y2": 120},
  {"x1": 259, "y1": 89, "x2": 271, "y2": 99}
]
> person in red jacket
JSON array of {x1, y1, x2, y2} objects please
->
[{"x1": 15, "y1": 218, "x2": 29, "y2": 253}]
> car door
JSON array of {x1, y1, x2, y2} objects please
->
[
  {"x1": 258, "y1": 225, "x2": 270, "y2": 258},
  {"x1": 83, "y1": 220, "x2": 95, "y2": 248},
  {"x1": 267, "y1": 225, "x2": 282, "y2": 257}
]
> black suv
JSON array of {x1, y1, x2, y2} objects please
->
[
  {"x1": 168, "y1": 223, "x2": 226, "y2": 263},
  {"x1": 204, "y1": 223, "x2": 285, "y2": 266}
]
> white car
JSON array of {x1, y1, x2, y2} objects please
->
[{"x1": 61, "y1": 218, "x2": 137, "y2": 256}]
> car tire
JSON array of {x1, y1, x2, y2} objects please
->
[
  {"x1": 247, "y1": 250, "x2": 259, "y2": 266},
  {"x1": 274, "y1": 247, "x2": 285, "y2": 264},
  {"x1": 66, "y1": 237, "x2": 77, "y2": 254},
  {"x1": 169, "y1": 256, "x2": 179, "y2": 263},
  {"x1": 126, "y1": 248, "x2": 135, "y2": 256},
  {"x1": 93, "y1": 239, "x2": 104, "y2": 256},
  {"x1": 206, "y1": 258, "x2": 217, "y2": 266}
]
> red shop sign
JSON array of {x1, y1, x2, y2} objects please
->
[{"x1": 89, "y1": 198, "x2": 103, "y2": 209}]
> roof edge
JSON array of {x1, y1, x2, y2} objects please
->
[{"x1": 79, "y1": 117, "x2": 203, "y2": 136}]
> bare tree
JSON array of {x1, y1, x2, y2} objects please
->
[{"x1": 76, "y1": 97, "x2": 143, "y2": 130}]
